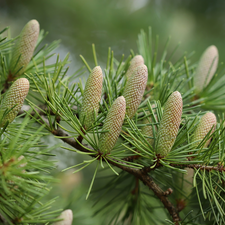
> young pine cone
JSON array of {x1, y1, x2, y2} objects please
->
[
  {"x1": 123, "y1": 64, "x2": 148, "y2": 118},
  {"x1": 125, "y1": 55, "x2": 144, "y2": 80},
  {"x1": 194, "y1": 45, "x2": 218, "y2": 94},
  {"x1": 192, "y1": 112, "x2": 216, "y2": 148},
  {"x1": 80, "y1": 66, "x2": 103, "y2": 129},
  {"x1": 0, "y1": 78, "x2": 29, "y2": 127},
  {"x1": 53, "y1": 209, "x2": 73, "y2": 225},
  {"x1": 9, "y1": 19, "x2": 40, "y2": 76},
  {"x1": 156, "y1": 91, "x2": 183, "y2": 157},
  {"x1": 99, "y1": 96, "x2": 126, "y2": 154}
]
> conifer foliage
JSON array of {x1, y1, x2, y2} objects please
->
[{"x1": 0, "y1": 20, "x2": 225, "y2": 225}]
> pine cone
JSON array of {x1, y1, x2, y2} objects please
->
[
  {"x1": 123, "y1": 64, "x2": 148, "y2": 118},
  {"x1": 53, "y1": 209, "x2": 73, "y2": 225},
  {"x1": 99, "y1": 96, "x2": 126, "y2": 154},
  {"x1": 192, "y1": 112, "x2": 216, "y2": 148},
  {"x1": 156, "y1": 91, "x2": 183, "y2": 157},
  {"x1": 194, "y1": 45, "x2": 218, "y2": 94},
  {"x1": 9, "y1": 19, "x2": 40, "y2": 76},
  {"x1": 80, "y1": 66, "x2": 103, "y2": 129},
  {"x1": 0, "y1": 78, "x2": 29, "y2": 127},
  {"x1": 125, "y1": 55, "x2": 144, "y2": 80}
]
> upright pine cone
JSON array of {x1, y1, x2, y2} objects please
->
[
  {"x1": 192, "y1": 112, "x2": 216, "y2": 148},
  {"x1": 123, "y1": 64, "x2": 148, "y2": 118},
  {"x1": 80, "y1": 66, "x2": 103, "y2": 129},
  {"x1": 194, "y1": 45, "x2": 218, "y2": 94},
  {"x1": 53, "y1": 209, "x2": 73, "y2": 225},
  {"x1": 99, "y1": 96, "x2": 126, "y2": 154},
  {"x1": 9, "y1": 19, "x2": 40, "y2": 76},
  {"x1": 0, "y1": 78, "x2": 29, "y2": 127},
  {"x1": 156, "y1": 91, "x2": 183, "y2": 157},
  {"x1": 125, "y1": 55, "x2": 144, "y2": 80}
]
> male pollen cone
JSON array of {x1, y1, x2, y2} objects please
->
[
  {"x1": 0, "y1": 78, "x2": 30, "y2": 127},
  {"x1": 99, "y1": 96, "x2": 126, "y2": 154},
  {"x1": 192, "y1": 112, "x2": 216, "y2": 148},
  {"x1": 125, "y1": 55, "x2": 144, "y2": 80},
  {"x1": 80, "y1": 66, "x2": 103, "y2": 129},
  {"x1": 194, "y1": 45, "x2": 218, "y2": 94},
  {"x1": 123, "y1": 64, "x2": 148, "y2": 118},
  {"x1": 156, "y1": 91, "x2": 183, "y2": 157},
  {"x1": 10, "y1": 19, "x2": 40, "y2": 76},
  {"x1": 53, "y1": 209, "x2": 73, "y2": 225}
]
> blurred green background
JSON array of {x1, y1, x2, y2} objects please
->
[
  {"x1": 1, "y1": 0, "x2": 225, "y2": 70},
  {"x1": 1, "y1": 0, "x2": 225, "y2": 224}
]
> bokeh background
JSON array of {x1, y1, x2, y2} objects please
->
[
  {"x1": 1, "y1": 0, "x2": 225, "y2": 224},
  {"x1": 1, "y1": 0, "x2": 225, "y2": 70}
]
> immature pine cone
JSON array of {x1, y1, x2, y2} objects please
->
[
  {"x1": 125, "y1": 55, "x2": 144, "y2": 80},
  {"x1": 192, "y1": 112, "x2": 216, "y2": 148},
  {"x1": 99, "y1": 96, "x2": 126, "y2": 154},
  {"x1": 194, "y1": 45, "x2": 218, "y2": 94},
  {"x1": 156, "y1": 91, "x2": 183, "y2": 157},
  {"x1": 123, "y1": 64, "x2": 148, "y2": 118},
  {"x1": 10, "y1": 19, "x2": 40, "y2": 76},
  {"x1": 0, "y1": 78, "x2": 29, "y2": 127},
  {"x1": 53, "y1": 209, "x2": 73, "y2": 225},
  {"x1": 80, "y1": 66, "x2": 103, "y2": 129}
]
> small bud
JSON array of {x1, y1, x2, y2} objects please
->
[
  {"x1": 125, "y1": 55, "x2": 144, "y2": 80},
  {"x1": 0, "y1": 78, "x2": 29, "y2": 127},
  {"x1": 10, "y1": 19, "x2": 40, "y2": 76},
  {"x1": 53, "y1": 209, "x2": 73, "y2": 225},
  {"x1": 192, "y1": 112, "x2": 216, "y2": 148},
  {"x1": 194, "y1": 45, "x2": 218, "y2": 94},
  {"x1": 156, "y1": 91, "x2": 183, "y2": 157},
  {"x1": 80, "y1": 66, "x2": 103, "y2": 129},
  {"x1": 123, "y1": 64, "x2": 148, "y2": 118},
  {"x1": 99, "y1": 96, "x2": 126, "y2": 153}
]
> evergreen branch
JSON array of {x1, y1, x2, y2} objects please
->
[
  {"x1": 31, "y1": 113, "x2": 181, "y2": 222},
  {"x1": 170, "y1": 163, "x2": 225, "y2": 172}
]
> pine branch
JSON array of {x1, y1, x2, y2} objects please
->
[{"x1": 22, "y1": 110, "x2": 181, "y2": 222}]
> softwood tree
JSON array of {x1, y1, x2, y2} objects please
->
[{"x1": 0, "y1": 20, "x2": 225, "y2": 225}]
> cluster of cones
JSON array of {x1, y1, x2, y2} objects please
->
[{"x1": 0, "y1": 19, "x2": 220, "y2": 224}]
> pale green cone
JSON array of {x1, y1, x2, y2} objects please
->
[
  {"x1": 156, "y1": 91, "x2": 183, "y2": 157},
  {"x1": 80, "y1": 66, "x2": 103, "y2": 129},
  {"x1": 125, "y1": 55, "x2": 144, "y2": 80},
  {"x1": 194, "y1": 45, "x2": 218, "y2": 94},
  {"x1": 10, "y1": 19, "x2": 40, "y2": 76},
  {"x1": 192, "y1": 112, "x2": 216, "y2": 148},
  {"x1": 123, "y1": 64, "x2": 148, "y2": 118},
  {"x1": 99, "y1": 96, "x2": 126, "y2": 154},
  {"x1": 53, "y1": 209, "x2": 73, "y2": 225},
  {"x1": 0, "y1": 78, "x2": 29, "y2": 127}
]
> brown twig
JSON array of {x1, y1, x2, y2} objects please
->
[{"x1": 44, "y1": 121, "x2": 181, "y2": 222}]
